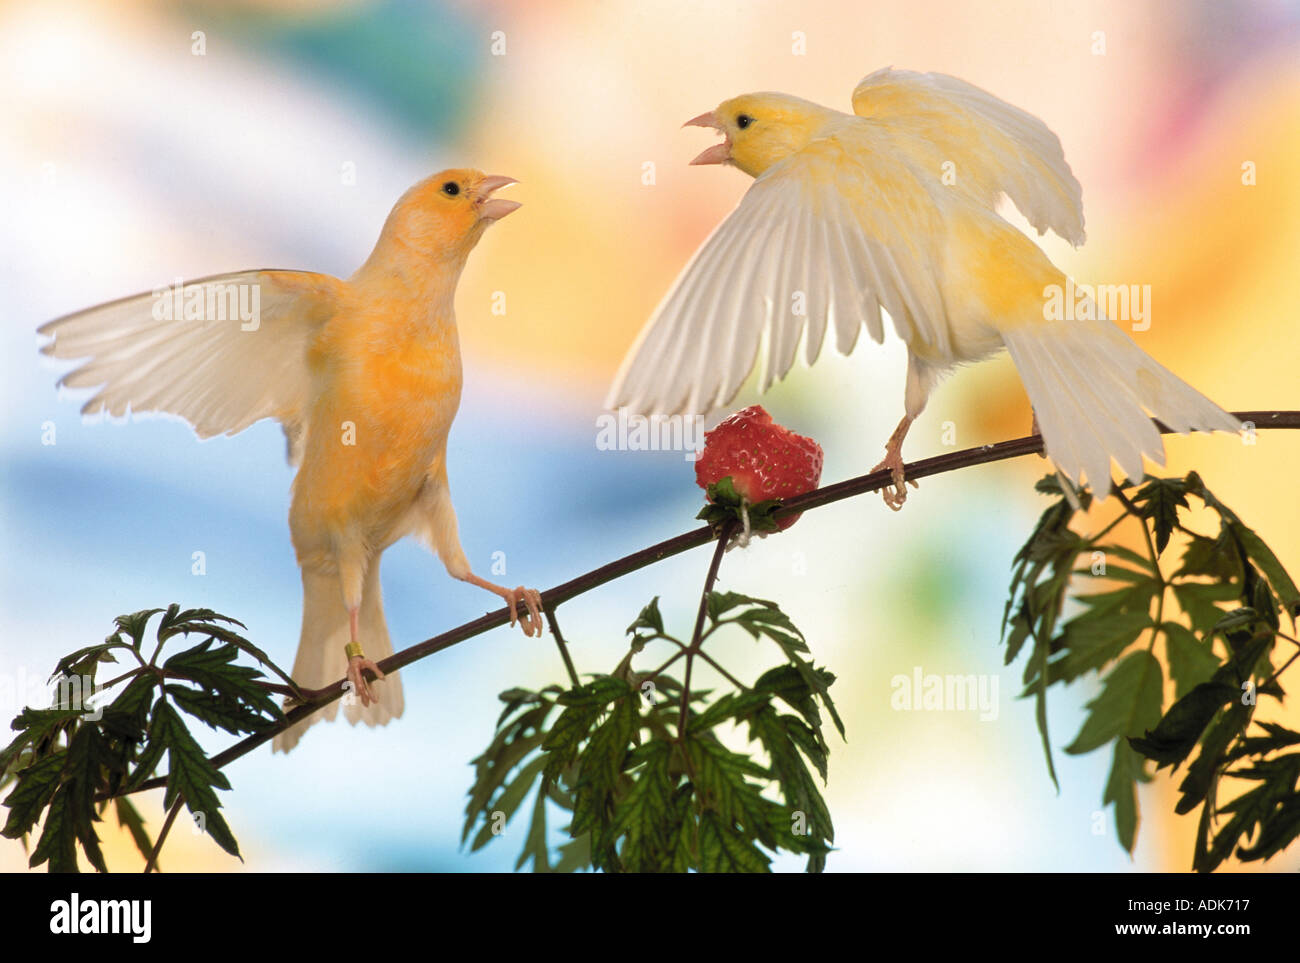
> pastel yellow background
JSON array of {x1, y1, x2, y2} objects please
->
[{"x1": 1, "y1": 0, "x2": 1296, "y2": 872}]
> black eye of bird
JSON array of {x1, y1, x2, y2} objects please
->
[
  {"x1": 442, "y1": 182, "x2": 460, "y2": 196},
  {"x1": 736, "y1": 114, "x2": 753, "y2": 130}
]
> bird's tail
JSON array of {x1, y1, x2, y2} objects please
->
[
  {"x1": 272, "y1": 562, "x2": 404, "y2": 753},
  {"x1": 1001, "y1": 316, "x2": 1240, "y2": 496}
]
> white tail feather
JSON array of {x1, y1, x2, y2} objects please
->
[
  {"x1": 272, "y1": 563, "x2": 404, "y2": 753},
  {"x1": 1002, "y1": 317, "x2": 1240, "y2": 495}
]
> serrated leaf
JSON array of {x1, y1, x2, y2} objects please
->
[
  {"x1": 1, "y1": 751, "x2": 66, "y2": 839},
  {"x1": 1129, "y1": 681, "x2": 1236, "y2": 768},
  {"x1": 1050, "y1": 607, "x2": 1154, "y2": 684},
  {"x1": 1228, "y1": 523, "x2": 1300, "y2": 619},
  {"x1": 153, "y1": 700, "x2": 239, "y2": 858},
  {"x1": 697, "y1": 810, "x2": 770, "y2": 873},
  {"x1": 162, "y1": 640, "x2": 279, "y2": 720},
  {"x1": 1104, "y1": 740, "x2": 1148, "y2": 853},
  {"x1": 1133, "y1": 477, "x2": 1189, "y2": 556},
  {"x1": 1066, "y1": 650, "x2": 1164, "y2": 756},
  {"x1": 747, "y1": 707, "x2": 832, "y2": 842},
  {"x1": 164, "y1": 683, "x2": 277, "y2": 736},
  {"x1": 626, "y1": 598, "x2": 665, "y2": 637},
  {"x1": 114, "y1": 609, "x2": 165, "y2": 649},
  {"x1": 114, "y1": 795, "x2": 154, "y2": 865},
  {"x1": 29, "y1": 785, "x2": 78, "y2": 872},
  {"x1": 470, "y1": 754, "x2": 547, "y2": 853},
  {"x1": 1162, "y1": 623, "x2": 1221, "y2": 700},
  {"x1": 1172, "y1": 582, "x2": 1240, "y2": 636},
  {"x1": 611, "y1": 740, "x2": 676, "y2": 872},
  {"x1": 1198, "y1": 754, "x2": 1300, "y2": 871},
  {"x1": 1177, "y1": 704, "x2": 1251, "y2": 815},
  {"x1": 515, "y1": 776, "x2": 552, "y2": 873}
]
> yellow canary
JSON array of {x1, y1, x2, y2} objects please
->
[
  {"x1": 38, "y1": 170, "x2": 543, "y2": 751},
  {"x1": 606, "y1": 68, "x2": 1240, "y2": 508}
]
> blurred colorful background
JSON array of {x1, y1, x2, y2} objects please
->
[{"x1": 2, "y1": 0, "x2": 1297, "y2": 872}]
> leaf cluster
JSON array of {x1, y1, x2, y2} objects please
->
[
  {"x1": 1003, "y1": 472, "x2": 1299, "y2": 868},
  {"x1": 1, "y1": 605, "x2": 288, "y2": 871},
  {"x1": 463, "y1": 594, "x2": 843, "y2": 872}
]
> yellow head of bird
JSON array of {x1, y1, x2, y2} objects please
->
[
  {"x1": 379, "y1": 169, "x2": 520, "y2": 263},
  {"x1": 685, "y1": 93, "x2": 837, "y2": 178}
]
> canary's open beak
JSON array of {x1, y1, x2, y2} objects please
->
[
  {"x1": 477, "y1": 175, "x2": 520, "y2": 221},
  {"x1": 684, "y1": 112, "x2": 730, "y2": 166}
]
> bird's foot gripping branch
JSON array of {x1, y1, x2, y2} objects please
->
[{"x1": 4, "y1": 414, "x2": 1300, "y2": 872}]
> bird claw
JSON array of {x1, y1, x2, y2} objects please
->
[
  {"x1": 871, "y1": 452, "x2": 917, "y2": 512},
  {"x1": 501, "y1": 585, "x2": 545, "y2": 638},
  {"x1": 345, "y1": 655, "x2": 385, "y2": 707}
]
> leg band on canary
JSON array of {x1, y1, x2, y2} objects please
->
[{"x1": 344, "y1": 642, "x2": 365, "y2": 660}]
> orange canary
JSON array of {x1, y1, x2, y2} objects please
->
[{"x1": 38, "y1": 170, "x2": 543, "y2": 751}]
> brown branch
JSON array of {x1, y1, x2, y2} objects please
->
[{"x1": 109, "y1": 410, "x2": 1300, "y2": 799}]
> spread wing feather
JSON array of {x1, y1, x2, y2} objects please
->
[
  {"x1": 38, "y1": 269, "x2": 344, "y2": 457},
  {"x1": 605, "y1": 134, "x2": 949, "y2": 416},
  {"x1": 852, "y1": 66, "x2": 1085, "y2": 245}
]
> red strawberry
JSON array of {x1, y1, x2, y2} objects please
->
[{"x1": 695, "y1": 405, "x2": 823, "y2": 531}]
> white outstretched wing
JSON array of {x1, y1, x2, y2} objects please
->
[
  {"x1": 38, "y1": 269, "x2": 344, "y2": 452},
  {"x1": 852, "y1": 66, "x2": 1085, "y2": 245},
  {"x1": 605, "y1": 133, "x2": 949, "y2": 416}
]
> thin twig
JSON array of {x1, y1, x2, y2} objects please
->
[
  {"x1": 142, "y1": 796, "x2": 183, "y2": 874},
  {"x1": 678, "y1": 520, "x2": 735, "y2": 740},
  {"x1": 544, "y1": 607, "x2": 581, "y2": 688},
  {"x1": 103, "y1": 410, "x2": 1300, "y2": 801}
]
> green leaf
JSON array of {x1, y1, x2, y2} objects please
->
[
  {"x1": 1235, "y1": 795, "x2": 1300, "y2": 864},
  {"x1": 29, "y1": 785, "x2": 78, "y2": 872},
  {"x1": 1129, "y1": 681, "x2": 1236, "y2": 768},
  {"x1": 162, "y1": 640, "x2": 280, "y2": 720},
  {"x1": 686, "y1": 735, "x2": 772, "y2": 853},
  {"x1": 1226, "y1": 722, "x2": 1300, "y2": 763},
  {"x1": 515, "y1": 776, "x2": 553, "y2": 872},
  {"x1": 1172, "y1": 582, "x2": 1240, "y2": 636},
  {"x1": 1162, "y1": 623, "x2": 1221, "y2": 700},
  {"x1": 1066, "y1": 651, "x2": 1165, "y2": 755},
  {"x1": 1066, "y1": 651, "x2": 1163, "y2": 849},
  {"x1": 1177, "y1": 531, "x2": 1241, "y2": 582},
  {"x1": 542, "y1": 679, "x2": 626, "y2": 782},
  {"x1": 114, "y1": 609, "x2": 165, "y2": 649},
  {"x1": 1132, "y1": 477, "x2": 1189, "y2": 556},
  {"x1": 1, "y1": 751, "x2": 66, "y2": 840},
  {"x1": 753, "y1": 664, "x2": 833, "y2": 741},
  {"x1": 1177, "y1": 704, "x2": 1251, "y2": 815},
  {"x1": 626, "y1": 598, "x2": 665, "y2": 637},
  {"x1": 153, "y1": 700, "x2": 240, "y2": 859},
  {"x1": 60, "y1": 726, "x2": 111, "y2": 874},
  {"x1": 114, "y1": 795, "x2": 154, "y2": 865},
  {"x1": 164, "y1": 683, "x2": 277, "y2": 736},
  {"x1": 0, "y1": 706, "x2": 81, "y2": 777},
  {"x1": 1228, "y1": 523, "x2": 1300, "y2": 619},
  {"x1": 102, "y1": 673, "x2": 159, "y2": 743},
  {"x1": 1104, "y1": 739, "x2": 1150, "y2": 853},
  {"x1": 1199, "y1": 754, "x2": 1300, "y2": 871},
  {"x1": 553, "y1": 832, "x2": 592, "y2": 873},
  {"x1": 470, "y1": 754, "x2": 547, "y2": 853},
  {"x1": 122, "y1": 696, "x2": 171, "y2": 793},
  {"x1": 464, "y1": 730, "x2": 547, "y2": 842},
  {"x1": 747, "y1": 707, "x2": 832, "y2": 851},
  {"x1": 611, "y1": 740, "x2": 676, "y2": 872},
  {"x1": 1049, "y1": 607, "x2": 1154, "y2": 685},
  {"x1": 50, "y1": 641, "x2": 122, "y2": 684},
  {"x1": 697, "y1": 810, "x2": 769, "y2": 873}
]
